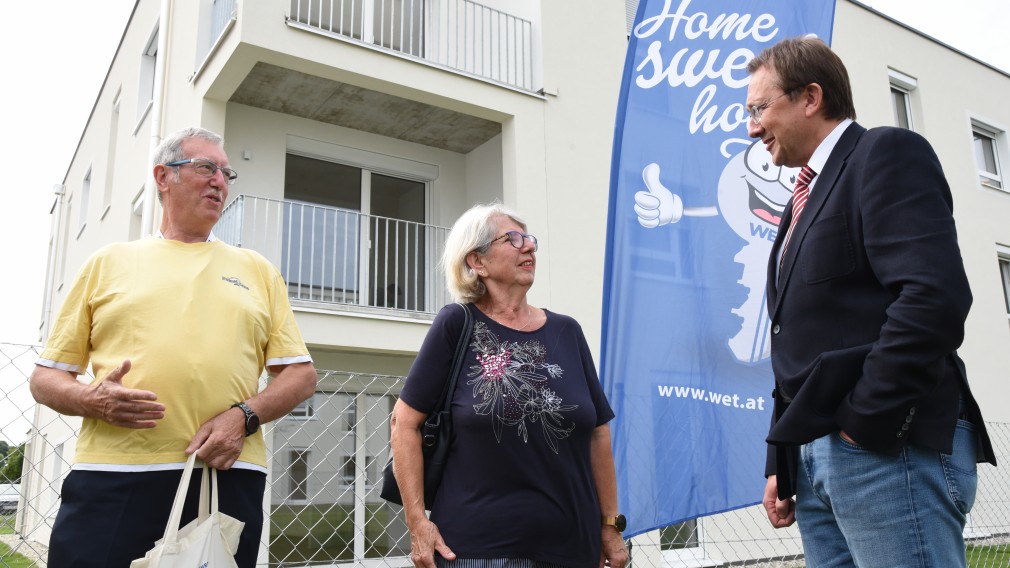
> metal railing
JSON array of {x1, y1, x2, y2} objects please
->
[
  {"x1": 196, "y1": 0, "x2": 238, "y2": 68},
  {"x1": 287, "y1": 0, "x2": 535, "y2": 91},
  {"x1": 3, "y1": 341, "x2": 1009, "y2": 567},
  {"x1": 216, "y1": 195, "x2": 452, "y2": 314}
]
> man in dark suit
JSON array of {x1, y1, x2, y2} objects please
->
[{"x1": 746, "y1": 37, "x2": 996, "y2": 567}]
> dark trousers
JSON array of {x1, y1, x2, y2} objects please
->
[{"x1": 48, "y1": 467, "x2": 266, "y2": 568}]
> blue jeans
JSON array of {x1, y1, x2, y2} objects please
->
[{"x1": 795, "y1": 420, "x2": 978, "y2": 567}]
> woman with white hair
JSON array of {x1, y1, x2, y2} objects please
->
[{"x1": 390, "y1": 203, "x2": 628, "y2": 568}]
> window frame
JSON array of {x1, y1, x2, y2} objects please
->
[
  {"x1": 78, "y1": 166, "x2": 92, "y2": 238},
  {"x1": 888, "y1": 69, "x2": 917, "y2": 131},
  {"x1": 135, "y1": 26, "x2": 159, "y2": 129},
  {"x1": 972, "y1": 121, "x2": 1005, "y2": 191},
  {"x1": 286, "y1": 448, "x2": 311, "y2": 503},
  {"x1": 289, "y1": 393, "x2": 317, "y2": 420},
  {"x1": 998, "y1": 246, "x2": 1010, "y2": 324}
]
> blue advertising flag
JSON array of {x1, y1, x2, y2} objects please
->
[{"x1": 600, "y1": 0, "x2": 835, "y2": 536}]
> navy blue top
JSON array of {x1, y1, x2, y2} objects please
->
[{"x1": 399, "y1": 303, "x2": 615, "y2": 567}]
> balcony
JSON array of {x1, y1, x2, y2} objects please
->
[
  {"x1": 286, "y1": 0, "x2": 535, "y2": 92},
  {"x1": 216, "y1": 195, "x2": 452, "y2": 315}
]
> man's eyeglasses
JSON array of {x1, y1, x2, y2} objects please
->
[
  {"x1": 747, "y1": 91, "x2": 793, "y2": 126},
  {"x1": 489, "y1": 230, "x2": 538, "y2": 252},
  {"x1": 164, "y1": 158, "x2": 238, "y2": 185}
]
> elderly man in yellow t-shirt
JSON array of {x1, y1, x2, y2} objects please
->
[{"x1": 30, "y1": 127, "x2": 317, "y2": 568}]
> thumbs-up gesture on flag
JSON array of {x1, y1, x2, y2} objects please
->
[{"x1": 634, "y1": 163, "x2": 684, "y2": 228}]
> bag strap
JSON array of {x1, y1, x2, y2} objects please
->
[
  {"x1": 163, "y1": 453, "x2": 199, "y2": 545},
  {"x1": 435, "y1": 303, "x2": 473, "y2": 414},
  {"x1": 196, "y1": 465, "x2": 222, "y2": 520}
]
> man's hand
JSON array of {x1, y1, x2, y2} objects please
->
[
  {"x1": 85, "y1": 360, "x2": 164, "y2": 428},
  {"x1": 763, "y1": 475, "x2": 796, "y2": 528},
  {"x1": 186, "y1": 406, "x2": 246, "y2": 470},
  {"x1": 599, "y1": 527, "x2": 629, "y2": 568}
]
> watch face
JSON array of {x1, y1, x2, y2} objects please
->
[
  {"x1": 246, "y1": 412, "x2": 260, "y2": 434},
  {"x1": 615, "y1": 514, "x2": 627, "y2": 532}
]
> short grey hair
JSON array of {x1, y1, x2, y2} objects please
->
[
  {"x1": 442, "y1": 202, "x2": 528, "y2": 303},
  {"x1": 152, "y1": 127, "x2": 225, "y2": 201}
]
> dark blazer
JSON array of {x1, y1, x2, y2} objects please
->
[{"x1": 764, "y1": 122, "x2": 996, "y2": 497}]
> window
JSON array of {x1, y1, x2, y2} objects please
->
[
  {"x1": 661, "y1": 520, "x2": 698, "y2": 550},
  {"x1": 890, "y1": 87, "x2": 911, "y2": 129},
  {"x1": 289, "y1": 394, "x2": 316, "y2": 419},
  {"x1": 58, "y1": 195, "x2": 73, "y2": 289},
  {"x1": 999, "y1": 250, "x2": 1010, "y2": 326},
  {"x1": 973, "y1": 122, "x2": 1004, "y2": 190},
  {"x1": 888, "y1": 69, "x2": 916, "y2": 130},
  {"x1": 659, "y1": 519, "x2": 720, "y2": 566},
  {"x1": 626, "y1": 0, "x2": 639, "y2": 35},
  {"x1": 103, "y1": 91, "x2": 121, "y2": 217},
  {"x1": 282, "y1": 152, "x2": 429, "y2": 309},
  {"x1": 78, "y1": 167, "x2": 91, "y2": 237},
  {"x1": 288, "y1": 449, "x2": 310, "y2": 501},
  {"x1": 137, "y1": 28, "x2": 159, "y2": 125},
  {"x1": 129, "y1": 188, "x2": 145, "y2": 241},
  {"x1": 289, "y1": 0, "x2": 425, "y2": 56},
  {"x1": 339, "y1": 454, "x2": 356, "y2": 486},
  {"x1": 52, "y1": 443, "x2": 66, "y2": 496}
]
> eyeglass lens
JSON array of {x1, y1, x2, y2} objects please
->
[{"x1": 505, "y1": 231, "x2": 538, "y2": 251}]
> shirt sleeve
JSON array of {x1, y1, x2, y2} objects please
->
[
  {"x1": 398, "y1": 303, "x2": 468, "y2": 414},
  {"x1": 573, "y1": 320, "x2": 615, "y2": 426},
  {"x1": 262, "y1": 260, "x2": 312, "y2": 366},
  {"x1": 37, "y1": 255, "x2": 100, "y2": 373}
]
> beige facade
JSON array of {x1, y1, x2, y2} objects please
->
[{"x1": 24, "y1": 0, "x2": 1010, "y2": 564}]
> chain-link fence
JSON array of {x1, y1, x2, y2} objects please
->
[{"x1": 2, "y1": 341, "x2": 1008, "y2": 567}]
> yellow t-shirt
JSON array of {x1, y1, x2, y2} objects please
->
[{"x1": 40, "y1": 237, "x2": 310, "y2": 468}]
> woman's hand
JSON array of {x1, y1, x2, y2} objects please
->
[
  {"x1": 409, "y1": 518, "x2": 455, "y2": 568},
  {"x1": 599, "y1": 527, "x2": 628, "y2": 568}
]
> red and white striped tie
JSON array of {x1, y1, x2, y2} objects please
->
[{"x1": 780, "y1": 165, "x2": 816, "y2": 265}]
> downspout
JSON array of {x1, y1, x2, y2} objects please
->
[
  {"x1": 41, "y1": 184, "x2": 67, "y2": 342},
  {"x1": 140, "y1": 0, "x2": 174, "y2": 237}
]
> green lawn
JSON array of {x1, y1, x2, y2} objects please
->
[
  {"x1": 0, "y1": 542, "x2": 33, "y2": 568},
  {"x1": 968, "y1": 544, "x2": 1010, "y2": 567},
  {"x1": 774, "y1": 544, "x2": 1009, "y2": 568},
  {"x1": 0, "y1": 516, "x2": 13, "y2": 536},
  {"x1": 269, "y1": 503, "x2": 405, "y2": 566}
]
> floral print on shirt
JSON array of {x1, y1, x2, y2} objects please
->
[{"x1": 466, "y1": 321, "x2": 577, "y2": 453}]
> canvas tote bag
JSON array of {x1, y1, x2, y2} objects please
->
[{"x1": 131, "y1": 453, "x2": 245, "y2": 567}]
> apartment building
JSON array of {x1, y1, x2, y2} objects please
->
[{"x1": 22, "y1": 0, "x2": 1010, "y2": 565}]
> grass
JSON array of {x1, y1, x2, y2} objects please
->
[
  {"x1": 968, "y1": 544, "x2": 1010, "y2": 567},
  {"x1": 776, "y1": 544, "x2": 1009, "y2": 568},
  {"x1": 0, "y1": 542, "x2": 33, "y2": 568},
  {"x1": 0, "y1": 515, "x2": 33, "y2": 568},
  {"x1": 269, "y1": 503, "x2": 405, "y2": 566}
]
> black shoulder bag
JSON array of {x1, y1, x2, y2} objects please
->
[{"x1": 380, "y1": 303, "x2": 473, "y2": 509}]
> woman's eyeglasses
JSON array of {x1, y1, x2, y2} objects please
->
[{"x1": 489, "y1": 230, "x2": 538, "y2": 252}]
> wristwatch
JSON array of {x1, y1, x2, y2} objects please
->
[
  {"x1": 602, "y1": 514, "x2": 627, "y2": 533},
  {"x1": 231, "y1": 401, "x2": 260, "y2": 436}
]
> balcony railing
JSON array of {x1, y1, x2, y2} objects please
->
[
  {"x1": 287, "y1": 0, "x2": 535, "y2": 91},
  {"x1": 217, "y1": 195, "x2": 452, "y2": 314}
]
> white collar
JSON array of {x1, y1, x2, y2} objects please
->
[{"x1": 806, "y1": 118, "x2": 854, "y2": 190}]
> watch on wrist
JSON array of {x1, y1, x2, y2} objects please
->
[
  {"x1": 602, "y1": 514, "x2": 627, "y2": 533},
  {"x1": 231, "y1": 401, "x2": 260, "y2": 436}
]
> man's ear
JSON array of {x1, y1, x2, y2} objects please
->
[
  {"x1": 153, "y1": 164, "x2": 171, "y2": 201},
  {"x1": 153, "y1": 164, "x2": 170, "y2": 188},
  {"x1": 803, "y1": 83, "x2": 825, "y2": 118}
]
